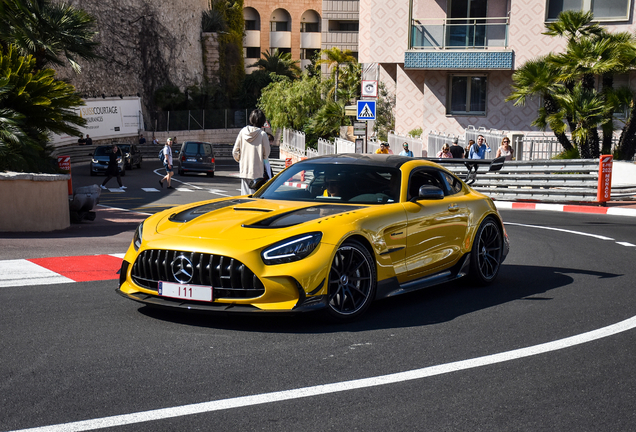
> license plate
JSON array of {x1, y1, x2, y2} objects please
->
[
  {"x1": 187, "y1": 157, "x2": 197, "y2": 162},
  {"x1": 158, "y1": 281, "x2": 213, "y2": 302}
]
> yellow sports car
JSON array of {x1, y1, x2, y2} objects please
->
[{"x1": 117, "y1": 154, "x2": 509, "y2": 320}]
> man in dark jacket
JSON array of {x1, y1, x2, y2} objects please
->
[{"x1": 100, "y1": 145, "x2": 126, "y2": 190}]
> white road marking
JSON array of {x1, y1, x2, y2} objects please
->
[
  {"x1": 504, "y1": 222, "x2": 615, "y2": 241},
  {"x1": 141, "y1": 188, "x2": 160, "y2": 192},
  {"x1": 616, "y1": 241, "x2": 636, "y2": 247},
  {"x1": 12, "y1": 315, "x2": 636, "y2": 432},
  {"x1": 175, "y1": 188, "x2": 194, "y2": 192},
  {"x1": 0, "y1": 260, "x2": 73, "y2": 288}
]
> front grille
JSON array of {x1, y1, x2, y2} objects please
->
[{"x1": 131, "y1": 249, "x2": 265, "y2": 299}]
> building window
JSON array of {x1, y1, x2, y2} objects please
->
[
  {"x1": 448, "y1": 75, "x2": 487, "y2": 115},
  {"x1": 245, "y1": 20, "x2": 257, "y2": 31},
  {"x1": 546, "y1": 0, "x2": 630, "y2": 20},
  {"x1": 245, "y1": 47, "x2": 261, "y2": 58},
  {"x1": 301, "y1": 48, "x2": 320, "y2": 60},
  {"x1": 270, "y1": 21, "x2": 289, "y2": 32},
  {"x1": 301, "y1": 22, "x2": 320, "y2": 33},
  {"x1": 273, "y1": 47, "x2": 291, "y2": 55},
  {"x1": 329, "y1": 21, "x2": 359, "y2": 32}
]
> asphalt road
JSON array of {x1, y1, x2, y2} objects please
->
[{"x1": 2, "y1": 163, "x2": 636, "y2": 431}]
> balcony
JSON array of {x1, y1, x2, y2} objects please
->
[
  {"x1": 244, "y1": 30, "x2": 260, "y2": 47},
  {"x1": 269, "y1": 31, "x2": 291, "y2": 48},
  {"x1": 300, "y1": 32, "x2": 321, "y2": 49},
  {"x1": 410, "y1": 17, "x2": 509, "y2": 49},
  {"x1": 406, "y1": 17, "x2": 513, "y2": 70}
]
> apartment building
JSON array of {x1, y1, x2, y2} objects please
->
[
  {"x1": 358, "y1": 0, "x2": 635, "y2": 139},
  {"x1": 243, "y1": 0, "x2": 359, "y2": 72}
]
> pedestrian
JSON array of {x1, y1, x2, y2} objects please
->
[
  {"x1": 232, "y1": 109, "x2": 270, "y2": 195},
  {"x1": 139, "y1": 134, "x2": 146, "y2": 145},
  {"x1": 386, "y1": 142, "x2": 394, "y2": 154},
  {"x1": 496, "y1": 137, "x2": 514, "y2": 161},
  {"x1": 468, "y1": 135, "x2": 491, "y2": 159},
  {"x1": 78, "y1": 134, "x2": 86, "y2": 145},
  {"x1": 159, "y1": 138, "x2": 174, "y2": 189},
  {"x1": 375, "y1": 142, "x2": 389, "y2": 154},
  {"x1": 399, "y1": 142, "x2": 413, "y2": 157},
  {"x1": 100, "y1": 144, "x2": 126, "y2": 190},
  {"x1": 85, "y1": 134, "x2": 93, "y2": 146},
  {"x1": 437, "y1": 143, "x2": 453, "y2": 158},
  {"x1": 449, "y1": 137, "x2": 464, "y2": 158},
  {"x1": 152, "y1": 138, "x2": 159, "y2": 146},
  {"x1": 465, "y1": 140, "x2": 474, "y2": 159}
]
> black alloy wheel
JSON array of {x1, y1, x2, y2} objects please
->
[
  {"x1": 327, "y1": 239, "x2": 376, "y2": 320},
  {"x1": 470, "y1": 217, "x2": 503, "y2": 284}
]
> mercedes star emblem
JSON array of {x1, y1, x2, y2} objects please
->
[{"x1": 171, "y1": 255, "x2": 194, "y2": 284}]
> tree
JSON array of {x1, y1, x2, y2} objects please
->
[
  {"x1": 0, "y1": 46, "x2": 85, "y2": 172},
  {"x1": 316, "y1": 47, "x2": 356, "y2": 102},
  {"x1": 257, "y1": 74, "x2": 322, "y2": 132},
  {"x1": 506, "y1": 10, "x2": 636, "y2": 159},
  {"x1": 374, "y1": 82, "x2": 395, "y2": 141},
  {"x1": 0, "y1": 0, "x2": 99, "y2": 73}
]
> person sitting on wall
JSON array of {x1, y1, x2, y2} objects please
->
[{"x1": 78, "y1": 134, "x2": 86, "y2": 145}]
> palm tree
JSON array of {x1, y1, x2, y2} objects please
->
[
  {"x1": 0, "y1": 0, "x2": 99, "y2": 73},
  {"x1": 316, "y1": 47, "x2": 356, "y2": 102},
  {"x1": 0, "y1": 46, "x2": 86, "y2": 172},
  {"x1": 248, "y1": 49, "x2": 301, "y2": 80},
  {"x1": 506, "y1": 57, "x2": 575, "y2": 152}
]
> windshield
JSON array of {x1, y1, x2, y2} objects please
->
[
  {"x1": 94, "y1": 146, "x2": 113, "y2": 156},
  {"x1": 254, "y1": 163, "x2": 401, "y2": 204}
]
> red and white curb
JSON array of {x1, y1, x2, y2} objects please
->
[
  {"x1": 495, "y1": 201, "x2": 636, "y2": 217},
  {"x1": 0, "y1": 253, "x2": 124, "y2": 288}
]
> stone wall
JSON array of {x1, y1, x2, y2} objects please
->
[
  {"x1": 0, "y1": 173, "x2": 71, "y2": 232},
  {"x1": 57, "y1": 0, "x2": 209, "y2": 121}
]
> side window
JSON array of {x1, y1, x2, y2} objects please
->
[
  {"x1": 441, "y1": 171, "x2": 464, "y2": 195},
  {"x1": 408, "y1": 170, "x2": 444, "y2": 200},
  {"x1": 202, "y1": 144, "x2": 213, "y2": 156}
]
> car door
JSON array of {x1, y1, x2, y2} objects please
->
[{"x1": 403, "y1": 167, "x2": 470, "y2": 279}]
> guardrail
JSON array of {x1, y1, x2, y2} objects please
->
[{"x1": 269, "y1": 158, "x2": 636, "y2": 203}]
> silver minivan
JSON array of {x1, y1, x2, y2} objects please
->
[{"x1": 177, "y1": 141, "x2": 215, "y2": 177}]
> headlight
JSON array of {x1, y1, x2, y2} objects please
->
[
  {"x1": 117, "y1": 157, "x2": 122, "y2": 163},
  {"x1": 262, "y1": 232, "x2": 322, "y2": 265},
  {"x1": 91, "y1": 158, "x2": 98, "y2": 163},
  {"x1": 133, "y1": 222, "x2": 143, "y2": 251}
]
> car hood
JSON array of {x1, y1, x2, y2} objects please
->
[{"x1": 153, "y1": 198, "x2": 366, "y2": 241}]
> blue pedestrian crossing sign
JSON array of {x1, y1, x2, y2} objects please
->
[{"x1": 357, "y1": 100, "x2": 376, "y2": 121}]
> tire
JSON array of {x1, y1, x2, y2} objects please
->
[
  {"x1": 90, "y1": 170, "x2": 96, "y2": 177},
  {"x1": 178, "y1": 168, "x2": 184, "y2": 176},
  {"x1": 207, "y1": 172, "x2": 215, "y2": 177},
  {"x1": 469, "y1": 217, "x2": 504, "y2": 285},
  {"x1": 137, "y1": 159, "x2": 142, "y2": 169},
  {"x1": 326, "y1": 239, "x2": 376, "y2": 321}
]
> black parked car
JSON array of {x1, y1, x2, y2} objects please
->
[
  {"x1": 177, "y1": 141, "x2": 215, "y2": 177},
  {"x1": 118, "y1": 144, "x2": 143, "y2": 170},
  {"x1": 90, "y1": 145, "x2": 125, "y2": 176}
]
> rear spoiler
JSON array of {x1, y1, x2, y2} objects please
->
[{"x1": 423, "y1": 156, "x2": 506, "y2": 185}]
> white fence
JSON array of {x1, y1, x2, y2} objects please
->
[
  {"x1": 282, "y1": 128, "x2": 306, "y2": 157},
  {"x1": 427, "y1": 131, "x2": 464, "y2": 158},
  {"x1": 335, "y1": 138, "x2": 356, "y2": 154},
  {"x1": 388, "y1": 132, "x2": 427, "y2": 157},
  {"x1": 318, "y1": 138, "x2": 335, "y2": 156}
]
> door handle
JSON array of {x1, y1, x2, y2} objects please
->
[{"x1": 448, "y1": 203, "x2": 459, "y2": 212}]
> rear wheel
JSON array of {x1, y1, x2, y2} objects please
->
[
  {"x1": 207, "y1": 172, "x2": 215, "y2": 177},
  {"x1": 470, "y1": 217, "x2": 503, "y2": 284},
  {"x1": 326, "y1": 239, "x2": 376, "y2": 321}
]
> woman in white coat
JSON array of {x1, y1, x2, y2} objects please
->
[{"x1": 232, "y1": 109, "x2": 270, "y2": 195}]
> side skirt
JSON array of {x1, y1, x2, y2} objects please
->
[{"x1": 375, "y1": 253, "x2": 471, "y2": 300}]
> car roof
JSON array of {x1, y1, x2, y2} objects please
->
[{"x1": 299, "y1": 153, "x2": 436, "y2": 170}]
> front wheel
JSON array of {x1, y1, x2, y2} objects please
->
[
  {"x1": 469, "y1": 217, "x2": 504, "y2": 285},
  {"x1": 326, "y1": 239, "x2": 376, "y2": 321}
]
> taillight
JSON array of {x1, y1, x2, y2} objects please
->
[
  {"x1": 211, "y1": 157, "x2": 215, "y2": 163},
  {"x1": 181, "y1": 155, "x2": 185, "y2": 162}
]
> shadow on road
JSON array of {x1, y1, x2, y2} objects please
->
[{"x1": 136, "y1": 264, "x2": 621, "y2": 333}]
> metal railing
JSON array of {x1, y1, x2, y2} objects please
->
[
  {"x1": 148, "y1": 108, "x2": 255, "y2": 132},
  {"x1": 335, "y1": 138, "x2": 356, "y2": 154},
  {"x1": 318, "y1": 138, "x2": 335, "y2": 156},
  {"x1": 410, "y1": 16, "x2": 509, "y2": 49},
  {"x1": 282, "y1": 128, "x2": 306, "y2": 157}
]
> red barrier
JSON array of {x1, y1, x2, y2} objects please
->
[
  {"x1": 597, "y1": 155, "x2": 613, "y2": 203},
  {"x1": 57, "y1": 155, "x2": 73, "y2": 195}
]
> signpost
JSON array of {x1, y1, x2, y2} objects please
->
[
  {"x1": 57, "y1": 155, "x2": 72, "y2": 195},
  {"x1": 356, "y1": 100, "x2": 376, "y2": 121}
]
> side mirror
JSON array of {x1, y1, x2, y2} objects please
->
[
  {"x1": 413, "y1": 185, "x2": 444, "y2": 201},
  {"x1": 248, "y1": 177, "x2": 267, "y2": 191}
]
